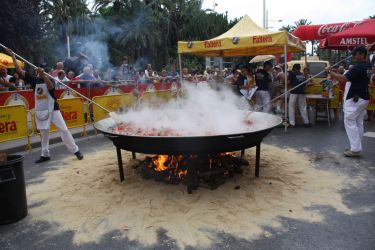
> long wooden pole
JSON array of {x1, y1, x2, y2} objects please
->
[{"x1": 0, "y1": 43, "x2": 111, "y2": 113}]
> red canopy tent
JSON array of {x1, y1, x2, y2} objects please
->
[{"x1": 319, "y1": 19, "x2": 375, "y2": 50}]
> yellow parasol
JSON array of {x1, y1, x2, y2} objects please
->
[
  {"x1": 250, "y1": 55, "x2": 275, "y2": 63},
  {"x1": 0, "y1": 53, "x2": 25, "y2": 68}
]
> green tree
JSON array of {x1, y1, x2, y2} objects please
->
[
  {"x1": 94, "y1": 0, "x2": 130, "y2": 16},
  {"x1": 279, "y1": 25, "x2": 295, "y2": 33},
  {"x1": 294, "y1": 19, "x2": 311, "y2": 27},
  {"x1": 94, "y1": 0, "x2": 232, "y2": 70},
  {"x1": 40, "y1": 0, "x2": 92, "y2": 59},
  {"x1": 0, "y1": 0, "x2": 42, "y2": 63},
  {"x1": 7, "y1": 0, "x2": 238, "y2": 70}
]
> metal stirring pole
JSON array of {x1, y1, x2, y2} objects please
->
[{"x1": 0, "y1": 43, "x2": 112, "y2": 114}]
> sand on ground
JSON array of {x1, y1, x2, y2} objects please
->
[{"x1": 27, "y1": 144, "x2": 354, "y2": 249}]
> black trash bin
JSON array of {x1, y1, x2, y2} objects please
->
[{"x1": 0, "y1": 155, "x2": 28, "y2": 225}]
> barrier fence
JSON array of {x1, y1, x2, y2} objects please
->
[
  {"x1": 0, "y1": 81, "x2": 181, "y2": 110},
  {"x1": 368, "y1": 86, "x2": 375, "y2": 111},
  {"x1": 0, "y1": 105, "x2": 31, "y2": 150},
  {"x1": 0, "y1": 85, "x2": 179, "y2": 150},
  {"x1": 1, "y1": 83, "x2": 374, "y2": 151},
  {"x1": 92, "y1": 94, "x2": 135, "y2": 121}
]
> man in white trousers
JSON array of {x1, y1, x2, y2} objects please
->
[
  {"x1": 327, "y1": 46, "x2": 371, "y2": 157},
  {"x1": 254, "y1": 61, "x2": 273, "y2": 113},
  {"x1": 7, "y1": 48, "x2": 84, "y2": 163},
  {"x1": 288, "y1": 64, "x2": 313, "y2": 127}
]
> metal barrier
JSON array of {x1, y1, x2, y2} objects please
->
[
  {"x1": 0, "y1": 105, "x2": 32, "y2": 151},
  {"x1": 92, "y1": 93, "x2": 136, "y2": 122}
]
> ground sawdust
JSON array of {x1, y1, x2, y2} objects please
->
[{"x1": 27, "y1": 144, "x2": 352, "y2": 249}]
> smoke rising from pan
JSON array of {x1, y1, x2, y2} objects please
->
[{"x1": 116, "y1": 83, "x2": 277, "y2": 136}]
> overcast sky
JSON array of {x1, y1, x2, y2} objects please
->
[{"x1": 202, "y1": 0, "x2": 375, "y2": 30}]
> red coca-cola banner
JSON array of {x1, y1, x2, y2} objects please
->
[
  {"x1": 292, "y1": 21, "x2": 363, "y2": 41},
  {"x1": 321, "y1": 19, "x2": 375, "y2": 50}
]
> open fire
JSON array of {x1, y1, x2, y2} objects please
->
[{"x1": 135, "y1": 153, "x2": 249, "y2": 191}]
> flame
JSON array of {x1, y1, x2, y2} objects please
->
[
  {"x1": 152, "y1": 155, "x2": 169, "y2": 171},
  {"x1": 148, "y1": 153, "x2": 238, "y2": 181}
]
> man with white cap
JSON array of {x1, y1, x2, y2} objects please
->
[
  {"x1": 7, "y1": 48, "x2": 84, "y2": 163},
  {"x1": 326, "y1": 45, "x2": 371, "y2": 157}
]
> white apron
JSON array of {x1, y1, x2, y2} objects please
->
[{"x1": 35, "y1": 83, "x2": 55, "y2": 130}]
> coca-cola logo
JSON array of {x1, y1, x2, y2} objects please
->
[{"x1": 317, "y1": 22, "x2": 362, "y2": 37}]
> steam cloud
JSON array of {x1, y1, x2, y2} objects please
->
[{"x1": 116, "y1": 83, "x2": 279, "y2": 136}]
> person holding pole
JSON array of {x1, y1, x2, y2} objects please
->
[
  {"x1": 326, "y1": 45, "x2": 372, "y2": 157},
  {"x1": 6, "y1": 48, "x2": 84, "y2": 163},
  {"x1": 254, "y1": 61, "x2": 273, "y2": 113},
  {"x1": 287, "y1": 64, "x2": 313, "y2": 127}
]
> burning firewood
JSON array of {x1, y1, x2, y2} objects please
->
[{"x1": 136, "y1": 153, "x2": 246, "y2": 190}]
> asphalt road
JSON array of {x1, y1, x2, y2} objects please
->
[{"x1": 1, "y1": 120, "x2": 374, "y2": 250}]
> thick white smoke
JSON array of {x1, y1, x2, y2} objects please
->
[{"x1": 116, "y1": 83, "x2": 279, "y2": 136}]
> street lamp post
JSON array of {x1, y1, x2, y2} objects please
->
[{"x1": 263, "y1": 0, "x2": 266, "y2": 28}]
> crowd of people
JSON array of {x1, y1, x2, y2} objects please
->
[
  {"x1": 0, "y1": 55, "x2": 181, "y2": 91},
  {"x1": 1, "y1": 46, "x2": 374, "y2": 159},
  {"x1": 1, "y1": 54, "x2": 375, "y2": 124}
]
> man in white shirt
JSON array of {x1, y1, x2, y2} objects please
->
[
  {"x1": 145, "y1": 64, "x2": 157, "y2": 79},
  {"x1": 0, "y1": 67, "x2": 13, "y2": 91},
  {"x1": 54, "y1": 70, "x2": 69, "y2": 90}
]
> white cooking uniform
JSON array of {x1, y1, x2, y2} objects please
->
[
  {"x1": 342, "y1": 60, "x2": 370, "y2": 153},
  {"x1": 34, "y1": 83, "x2": 79, "y2": 157},
  {"x1": 288, "y1": 72, "x2": 309, "y2": 126},
  {"x1": 343, "y1": 81, "x2": 369, "y2": 152}
]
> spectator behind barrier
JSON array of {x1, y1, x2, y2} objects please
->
[{"x1": 0, "y1": 67, "x2": 13, "y2": 91}]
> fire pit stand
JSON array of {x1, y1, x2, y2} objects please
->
[
  {"x1": 94, "y1": 112, "x2": 282, "y2": 194},
  {"x1": 113, "y1": 143, "x2": 261, "y2": 194}
]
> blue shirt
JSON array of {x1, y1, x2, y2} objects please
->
[
  {"x1": 344, "y1": 61, "x2": 371, "y2": 100},
  {"x1": 79, "y1": 74, "x2": 95, "y2": 88},
  {"x1": 288, "y1": 71, "x2": 306, "y2": 94}
]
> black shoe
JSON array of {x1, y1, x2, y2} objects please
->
[
  {"x1": 35, "y1": 156, "x2": 50, "y2": 164},
  {"x1": 74, "y1": 151, "x2": 84, "y2": 160},
  {"x1": 303, "y1": 123, "x2": 312, "y2": 127}
]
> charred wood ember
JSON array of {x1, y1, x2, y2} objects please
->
[{"x1": 137, "y1": 153, "x2": 249, "y2": 191}]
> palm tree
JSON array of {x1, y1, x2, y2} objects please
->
[
  {"x1": 40, "y1": 0, "x2": 92, "y2": 47},
  {"x1": 294, "y1": 19, "x2": 312, "y2": 27},
  {"x1": 0, "y1": 0, "x2": 42, "y2": 62},
  {"x1": 279, "y1": 25, "x2": 294, "y2": 33},
  {"x1": 113, "y1": 6, "x2": 162, "y2": 60},
  {"x1": 94, "y1": 0, "x2": 130, "y2": 16}
]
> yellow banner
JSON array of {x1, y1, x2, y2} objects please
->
[
  {"x1": 0, "y1": 105, "x2": 29, "y2": 142},
  {"x1": 368, "y1": 86, "x2": 375, "y2": 111},
  {"x1": 141, "y1": 90, "x2": 173, "y2": 103},
  {"x1": 92, "y1": 94, "x2": 135, "y2": 121},
  {"x1": 55, "y1": 98, "x2": 85, "y2": 129},
  {"x1": 178, "y1": 34, "x2": 305, "y2": 57}
]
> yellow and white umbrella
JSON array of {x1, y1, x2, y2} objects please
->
[
  {"x1": 250, "y1": 55, "x2": 275, "y2": 63},
  {"x1": 0, "y1": 53, "x2": 24, "y2": 68}
]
